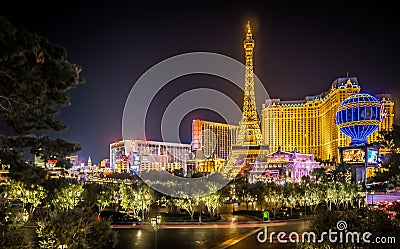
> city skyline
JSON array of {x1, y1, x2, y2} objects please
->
[{"x1": 1, "y1": 1, "x2": 399, "y2": 163}]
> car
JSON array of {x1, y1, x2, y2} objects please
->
[{"x1": 100, "y1": 211, "x2": 141, "y2": 226}]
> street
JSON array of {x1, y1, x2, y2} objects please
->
[
  {"x1": 367, "y1": 191, "x2": 400, "y2": 205},
  {"x1": 228, "y1": 220, "x2": 309, "y2": 249},
  {"x1": 109, "y1": 215, "x2": 310, "y2": 249}
]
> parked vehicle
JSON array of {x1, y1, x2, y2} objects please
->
[{"x1": 100, "y1": 210, "x2": 141, "y2": 226}]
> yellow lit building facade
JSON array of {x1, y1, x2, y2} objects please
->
[
  {"x1": 191, "y1": 119, "x2": 238, "y2": 160},
  {"x1": 261, "y1": 77, "x2": 394, "y2": 162},
  {"x1": 187, "y1": 158, "x2": 225, "y2": 177},
  {"x1": 0, "y1": 162, "x2": 10, "y2": 186}
]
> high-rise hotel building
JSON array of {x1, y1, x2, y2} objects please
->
[
  {"x1": 110, "y1": 140, "x2": 191, "y2": 173},
  {"x1": 261, "y1": 77, "x2": 394, "y2": 162},
  {"x1": 191, "y1": 119, "x2": 238, "y2": 160}
]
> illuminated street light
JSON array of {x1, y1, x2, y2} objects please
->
[
  {"x1": 150, "y1": 215, "x2": 162, "y2": 249},
  {"x1": 198, "y1": 196, "x2": 205, "y2": 223},
  {"x1": 371, "y1": 191, "x2": 375, "y2": 206},
  {"x1": 22, "y1": 210, "x2": 29, "y2": 222},
  {"x1": 303, "y1": 196, "x2": 308, "y2": 217}
]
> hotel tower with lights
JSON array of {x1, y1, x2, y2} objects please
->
[
  {"x1": 191, "y1": 22, "x2": 395, "y2": 171},
  {"x1": 261, "y1": 77, "x2": 394, "y2": 162}
]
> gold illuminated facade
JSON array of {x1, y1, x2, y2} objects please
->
[
  {"x1": 261, "y1": 77, "x2": 394, "y2": 162},
  {"x1": 115, "y1": 157, "x2": 130, "y2": 172},
  {"x1": 187, "y1": 158, "x2": 226, "y2": 177},
  {"x1": 191, "y1": 119, "x2": 238, "y2": 159},
  {"x1": 0, "y1": 162, "x2": 10, "y2": 186},
  {"x1": 367, "y1": 94, "x2": 394, "y2": 144}
]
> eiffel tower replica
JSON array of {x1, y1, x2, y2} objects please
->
[{"x1": 220, "y1": 21, "x2": 269, "y2": 178}]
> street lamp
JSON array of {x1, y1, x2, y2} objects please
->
[
  {"x1": 303, "y1": 196, "x2": 308, "y2": 217},
  {"x1": 371, "y1": 191, "x2": 375, "y2": 206},
  {"x1": 142, "y1": 197, "x2": 144, "y2": 221},
  {"x1": 198, "y1": 196, "x2": 205, "y2": 223},
  {"x1": 22, "y1": 210, "x2": 29, "y2": 222},
  {"x1": 150, "y1": 215, "x2": 162, "y2": 249},
  {"x1": 199, "y1": 204, "x2": 202, "y2": 223},
  {"x1": 328, "y1": 195, "x2": 332, "y2": 210}
]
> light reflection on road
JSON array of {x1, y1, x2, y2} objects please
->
[{"x1": 110, "y1": 218, "x2": 309, "y2": 249}]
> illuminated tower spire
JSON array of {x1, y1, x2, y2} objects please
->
[
  {"x1": 237, "y1": 21, "x2": 263, "y2": 145},
  {"x1": 220, "y1": 21, "x2": 268, "y2": 178}
]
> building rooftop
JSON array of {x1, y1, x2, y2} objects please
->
[{"x1": 264, "y1": 77, "x2": 395, "y2": 108}]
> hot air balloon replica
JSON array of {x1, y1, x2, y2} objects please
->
[{"x1": 335, "y1": 92, "x2": 386, "y2": 184}]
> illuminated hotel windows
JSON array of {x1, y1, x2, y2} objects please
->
[
  {"x1": 191, "y1": 120, "x2": 238, "y2": 160},
  {"x1": 261, "y1": 77, "x2": 394, "y2": 162},
  {"x1": 110, "y1": 140, "x2": 191, "y2": 173}
]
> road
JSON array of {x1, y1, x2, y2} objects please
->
[
  {"x1": 367, "y1": 191, "x2": 400, "y2": 204},
  {"x1": 228, "y1": 220, "x2": 310, "y2": 249},
  {"x1": 109, "y1": 215, "x2": 310, "y2": 249}
]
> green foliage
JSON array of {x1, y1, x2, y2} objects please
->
[
  {"x1": 30, "y1": 136, "x2": 81, "y2": 163},
  {"x1": 284, "y1": 183, "x2": 302, "y2": 216},
  {"x1": 0, "y1": 224, "x2": 34, "y2": 249},
  {"x1": 376, "y1": 124, "x2": 400, "y2": 184},
  {"x1": 83, "y1": 183, "x2": 118, "y2": 212},
  {"x1": 263, "y1": 182, "x2": 285, "y2": 218},
  {"x1": 323, "y1": 182, "x2": 364, "y2": 210},
  {"x1": 119, "y1": 183, "x2": 140, "y2": 215},
  {"x1": 97, "y1": 184, "x2": 117, "y2": 212},
  {"x1": 51, "y1": 181, "x2": 84, "y2": 210},
  {"x1": 0, "y1": 16, "x2": 84, "y2": 134},
  {"x1": 36, "y1": 208, "x2": 118, "y2": 249},
  {"x1": 119, "y1": 182, "x2": 153, "y2": 217},
  {"x1": 311, "y1": 168, "x2": 329, "y2": 182},
  {"x1": 203, "y1": 184, "x2": 223, "y2": 218},
  {"x1": 304, "y1": 184, "x2": 318, "y2": 210},
  {"x1": 219, "y1": 183, "x2": 234, "y2": 201},
  {"x1": 230, "y1": 179, "x2": 366, "y2": 219},
  {"x1": 331, "y1": 163, "x2": 352, "y2": 183},
  {"x1": 234, "y1": 176, "x2": 261, "y2": 210},
  {"x1": 378, "y1": 124, "x2": 400, "y2": 152},
  {"x1": 41, "y1": 178, "x2": 67, "y2": 207},
  {"x1": 36, "y1": 221, "x2": 57, "y2": 249},
  {"x1": 4, "y1": 179, "x2": 46, "y2": 215},
  {"x1": 173, "y1": 192, "x2": 199, "y2": 220},
  {"x1": 0, "y1": 203, "x2": 25, "y2": 226},
  {"x1": 296, "y1": 209, "x2": 400, "y2": 249},
  {"x1": 0, "y1": 15, "x2": 84, "y2": 180},
  {"x1": 0, "y1": 198, "x2": 33, "y2": 247}
]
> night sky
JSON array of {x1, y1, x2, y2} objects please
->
[{"x1": 1, "y1": 1, "x2": 399, "y2": 163}]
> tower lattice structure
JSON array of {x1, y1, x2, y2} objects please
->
[
  {"x1": 237, "y1": 21, "x2": 263, "y2": 145},
  {"x1": 220, "y1": 21, "x2": 268, "y2": 178}
]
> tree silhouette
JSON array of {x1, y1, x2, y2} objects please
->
[{"x1": 0, "y1": 15, "x2": 84, "y2": 182}]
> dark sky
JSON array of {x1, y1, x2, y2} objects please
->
[{"x1": 1, "y1": 1, "x2": 399, "y2": 163}]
